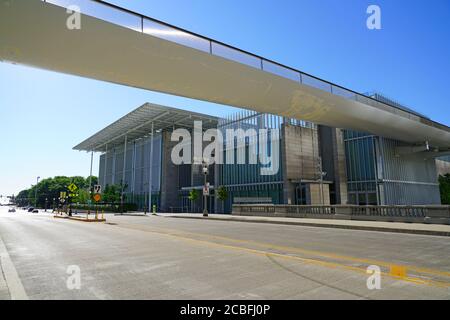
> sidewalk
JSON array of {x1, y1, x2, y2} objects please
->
[{"x1": 158, "y1": 213, "x2": 450, "y2": 237}]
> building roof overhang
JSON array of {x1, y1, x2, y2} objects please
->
[
  {"x1": 1, "y1": 0, "x2": 449, "y2": 149},
  {"x1": 73, "y1": 103, "x2": 218, "y2": 152}
]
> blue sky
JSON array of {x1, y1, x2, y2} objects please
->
[{"x1": 1, "y1": 0, "x2": 449, "y2": 198}]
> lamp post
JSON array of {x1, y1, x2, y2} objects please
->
[
  {"x1": 317, "y1": 158, "x2": 327, "y2": 205},
  {"x1": 34, "y1": 176, "x2": 40, "y2": 208},
  {"x1": 202, "y1": 159, "x2": 209, "y2": 217}
]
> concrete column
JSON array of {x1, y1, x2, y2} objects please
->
[
  {"x1": 131, "y1": 141, "x2": 136, "y2": 194},
  {"x1": 111, "y1": 148, "x2": 116, "y2": 184},
  {"x1": 121, "y1": 136, "x2": 128, "y2": 210},
  {"x1": 103, "y1": 144, "x2": 108, "y2": 186},
  {"x1": 148, "y1": 122, "x2": 154, "y2": 212},
  {"x1": 122, "y1": 136, "x2": 128, "y2": 185}
]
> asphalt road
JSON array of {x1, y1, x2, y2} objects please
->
[{"x1": 0, "y1": 207, "x2": 449, "y2": 299}]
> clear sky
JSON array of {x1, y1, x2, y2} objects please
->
[{"x1": 1, "y1": 0, "x2": 449, "y2": 198}]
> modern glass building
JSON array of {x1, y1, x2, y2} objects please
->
[{"x1": 75, "y1": 100, "x2": 449, "y2": 213}]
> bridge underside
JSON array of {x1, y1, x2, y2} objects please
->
[{"x1": 1, "y1": 0, "x2": 449, "y2": 150}]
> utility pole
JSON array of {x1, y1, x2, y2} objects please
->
[
  {"x1": 317, "y1": 157, "x2": 327, "y2": 205},
  {"x1": 34, "y1": 176, "x2": 40, "y2": 208},
  {"x1": 202, "y1": 158, "x2": 209, "y2": 217}
]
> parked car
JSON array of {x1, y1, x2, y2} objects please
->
[
  {"x1": 32, "y1": 209, "x2": 39, "y2": 213},
  {"x1": 8, "y1": 208, "x2": 16, "y2": 213},
  {"x1": 27, "y1": 207, "x2": 35, "y2": 212}
]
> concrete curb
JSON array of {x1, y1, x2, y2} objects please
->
[
  {"x1": 163, "y1": 215, "x2": 450, "y2": 237},
  {"x1": 113, "y1": 213, "x2": 148, "y2": 217},
  {"x1": 0, "y1": 235, "x2": 28, "y2": 300},
  {"x1": 53, "y1": 215, "x2": 106, "y2": 222}
]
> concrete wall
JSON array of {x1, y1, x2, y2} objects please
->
[
  {"x1": 309, "y1": 183, "x2": 330, "y2": 205},
  {"x1": 282, "y1": 124, "x2": 320, "y2": 181},
  {"x1": 281, "y1": 123, "x2": 330, "y2": 205}
]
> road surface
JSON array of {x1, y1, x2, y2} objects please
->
[{"x1": 0, "y1": 207, "x2": 449, "y2": 299}]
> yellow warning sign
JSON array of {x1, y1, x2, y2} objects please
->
[{"x1": 68, "y1": 183, "x2": 78, "y2": 193}]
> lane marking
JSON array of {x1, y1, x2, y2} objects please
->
[
  {"x1": 117, "y1": 223, "x2": 450, "y2": 279},
  {"x1": 0, "y1": 235, "x2": 28, "y2": 300},
  {"x1": 114, "y1": 222, "x2": 450, "y2": 288}
]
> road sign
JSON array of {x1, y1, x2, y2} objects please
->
[
  {"x1": 93, "y1": 185, "x2": 102, "y2": 194},
  {"x1": 68, "y1": 183, "x2": 78, "y2": 193},
  {"x1": 59, "y1": 191, "x2": 66, "y2": 199},
  {"x1": 93, "y1": 193, "x2": 102, "y2": 202},
  {"x1": 203, "y1": 183, "x2": 210, "y2": 196}
]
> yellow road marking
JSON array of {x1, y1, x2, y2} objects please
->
[
  {"x1": 121, "y1": 223, "x2": 450, "y2": 279},
  {"x1": 116, "y1": 222, "x2": 450, "y2": 288}
]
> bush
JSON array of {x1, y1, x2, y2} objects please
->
[{"x1": 439, "y1": 174, "x2": 450, "y2": 204}]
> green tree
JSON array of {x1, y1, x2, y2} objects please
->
[
  {"x1": 439, "y1": 174, "x2": 450, "y2": 204},
  {"x1": 85, "y1": 176, "x2": 99, "y2": 193},
  {"x1": 16, "y1": 189, "x2": 30, "y2": 206},
  {"x1": 14, "y1": 176, "x2": 98, "y2": 208},
  {"x1": 217, "y1": 186, "x2": 228, "y2": 201},
  {"x1": 188, "y1": 189, "x2": 199, "y2": 212},
  {"x1": 188, "y1": 189, "x2": 199, "y2": 201},
  {"x1": 216, "y1": 186, "x2": 228, "y2": 213},
  {"x1": 73, "y1": 189, "x2": 91, "y2": 204},
  {"x1": 102, "y1": 184, "x2": 122, "y2": 203}
]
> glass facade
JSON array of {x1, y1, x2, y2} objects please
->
[
  {"x1": 344, "y1": 129, "x2": 441, "y2": 205},
  {"x1": 216, "y1": 111, "x2": 316, "y2": 212},
  {"x1": 343, "y1": 130, "x2": 378, "y2": 205},
  {"x1": 99, "y1": 134, "x2": 162, "y2": 210}
]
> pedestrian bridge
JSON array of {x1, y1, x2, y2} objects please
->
[{"x1": 1, "y1": 0, "x2": 450, "y2": 150}]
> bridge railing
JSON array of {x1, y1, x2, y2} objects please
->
[
  {"x1": 40, "y1": 0, "x2": 448, "y2": 130},
  {"x1": 233, "y1": 204, "x2": 450, "y2": 225}
]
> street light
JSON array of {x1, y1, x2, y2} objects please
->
[
  {"x1": 202, "y1": 159, "x2": 209, "y2": 217},
  {"x1": 34, "y1": 176, "x2": 40, "y2": 208},
  {"x1": 316, "y1": 158, "x2": 327, "y2": 205}
]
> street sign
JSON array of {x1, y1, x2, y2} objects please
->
[
  {"x1": 93, "y1": 185, "x2": 102, "y2": 194},
  {"x1": 203, "y1": 183, "x2": 210, "y2": 196},
  {"x1": 59, "y1": 191, "x2": 66, "y2": 199},
  {"x1": 93, "y1": 193, "x2": 102, "y2": 202},
  {"x1": 68, "y1": 183, "x2": 78, "y2": 193}
]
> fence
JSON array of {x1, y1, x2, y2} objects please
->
[{"x1": 232, "y1": 204, "x2": 450, "y2": 225}]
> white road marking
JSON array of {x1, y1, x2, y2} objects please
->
[{"x1": 0, "y1": 235, "x2": 28, "y2": 300}]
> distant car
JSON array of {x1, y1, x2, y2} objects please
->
[
  {"x1": 8, "y1": 208, "x2": 16, "y2": 213},
  {"x1": 32, "y1": 209, "x2": 39, "y2": 213},
  {"x1": 27, "y1": 207, "x2": 35, "y2": 212}
]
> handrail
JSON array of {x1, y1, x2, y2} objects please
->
[{"x1": 41, "y1": 0, "x2": 450, "y2": 133}]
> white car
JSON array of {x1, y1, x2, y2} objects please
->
[{"x1": 8, "y1": 207, "x2": 16, "y2": 213}]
